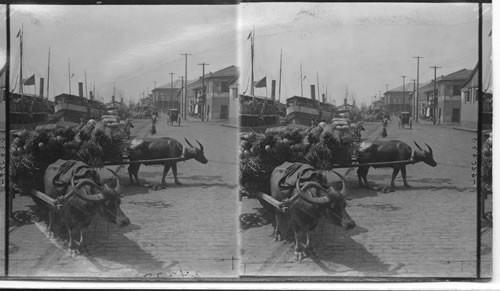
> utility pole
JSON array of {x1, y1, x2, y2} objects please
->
[
  {"x1": 401, "y1": 75, "x2": 406, "y2": 114},
  {"x1": 413, "y1": 56, "x2": 423, "y2": 122},
  {"x1": 153, "y1": 81, "x2": 157, "y2": 108},
  {"x1": 411, "y1": 79, "x2": 416, "y2": 119},
  {"x1": 169, "y1": 73, "x2": 175, "y2": 111},
  {"x1": 198, "y1": 63, "x2": 209, "y2": 122},
  {"x1": 180, "y1": 76, "x2": 184, "y2": 112},
  {"x1": 430, "y1": 66, "x2": 441, "y2": 125},
  {"x1": 181, "y1": 53, "x2": 191, "y2": 119}
]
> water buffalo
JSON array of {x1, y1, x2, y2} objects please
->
[
  {"x1": 270, "y1": 162, "x2": 355, "y2": 260},
  {"x1": 44, "y1": 159, "x2": 130, "y2": 256},
  {"x1": 356, "y1": 140, "x2": 437, "y2": 189},
  {"x1": 127, "y1": 137, "x2": 207, "y2": 185}
]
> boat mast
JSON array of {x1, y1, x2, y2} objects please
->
[
  {"x1": 68, "y1": 58, "x2": 71, "y2": 94},
  {"x1": 18, "y1": 26, "x2": 23, "y2": 95},
  {"x1": 46, "y1": 47, "x2": 50, "y2": 100},
  {"x1": 300, "y1": 62, "x2": 303, "y2": 97},
  {"x1": 85, "y1": 70, "x2": 88, "y2": 98},
  {"x1": 316, "y1": 72, "x2": 320, "y2": 103},
  {"x1": 250, "y1": 27, "x2": 255, "y2": 97},
  {"x1": 278, "y1": 48, "x2": 282, "y2": 103}
]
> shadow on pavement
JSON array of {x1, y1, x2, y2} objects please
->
[
  {"x1": 86, "y1": 219, "x2": 165, "y2": 273},
  {"x1": 240, "y1": 207, "x2": 273, "y2": 231},
  {"x1": 308, "y1": 225, "x2": 405, "y2": 276}
]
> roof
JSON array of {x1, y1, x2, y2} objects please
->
[
  {"x1": 438, "y1": 68, "x2": 473, "y2": 81},
  {"x1": 0, "y1": 63, "x2": 5, "y2": 88},
  {"x1": 205, "y1": 65, "x2": 239, "y2": 79},
  {"x1": 386, "y1": 82, "x2": 421, "y2": 93},
  {"x1": 156, "y1": 79, "x2": 183, "y2": 90}
]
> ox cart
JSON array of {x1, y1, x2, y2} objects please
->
[
  {"x1": 169, "y1": 109, "x2": 181, "y2": 126},
  {"x1": 398, "y1": 112, "x2": 412, "y2": 129}
]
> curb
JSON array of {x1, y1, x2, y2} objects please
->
[
  {"x1": 452, "y1": 127, "x2": 477, "y2": 133},
  {"x1": 221, "y1": 124, "x2": 239, "y2": 129}
]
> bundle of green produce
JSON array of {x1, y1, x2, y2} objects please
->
[
  {"x1": 9, "y1": 121, "x2": 125, "y2": 192},
  {"x1": 240, "y1": 124, "x2": 360, "y2": 192}
]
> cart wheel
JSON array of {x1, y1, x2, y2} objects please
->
[{"x1": 410, "y1": 120, "x2": 412, "y2": 129}]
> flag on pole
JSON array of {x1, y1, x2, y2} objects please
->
[
  {"x1": 16, "y1": 29, "x2": 21, "y2": 38},
  {"x1": 23, "y1": 74, "x2": 35, "y2": 86},
  {"x1": 254, "y1": 76, "x2": 267, "y2": 88},
  {"x1": 71, "y1": 73, "x2": 75, "y2": 79},
  {"x1": 247, "y1": 31, "x2": 252, "y2": 40}
]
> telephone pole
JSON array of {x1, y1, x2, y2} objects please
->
[
  {"x1": 401, "y1": 75, "x2": 406, "y2": 114},
  {"x1": 413, "y1": 56, "x2": 423, "y2": 122},
  {"x1": 180, "y1": 76, "x2": 184, "y2": 113},
  {"x1": 169, "y1": 72, "x2": 175, "y2": 111},
  {"x1": 181, "y1": 53, "x2": 191, "y2": 119},
  {"x1": 153, "y1": 81, "x2": 157, "y2": 108},
  {"x1": 411, "y1": 79, "x2": 416, "y2": 119},
  {"x1": 198, "y1": 63, "x2": 209, "y2": 122},
  {"x1": 430, "y1": 66, "x2": 441, "y2": 125}
]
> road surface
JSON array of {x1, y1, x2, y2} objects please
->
[
  {"x1": 240, "y1": 119, "x2": 486, "y2": 278},
  {"x1": 9, "y1": 115, "x2": 239, "y2": 278}
]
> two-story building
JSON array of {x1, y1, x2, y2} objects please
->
[
  {"x1": 418, "y1": 68, "x2": 472, "y2": 124},
  {"x1": 189, "y1": 65, "x2": 239, "y2": 121},
  {"x1": 228, "y1": 77, "x2": 239, "y2": 125},
  {"x1": 0, "y1": 64, "x2": 5, "y2": 131},
  {"x1": 383, "y1": 83, "x2": 415, "y2": 114},
  {"x1": 152, "y1": 79, "x2": 182, "y2": 111},
  {"x1": 460, "y1": 63, "x2": 492, "y2": 130}
]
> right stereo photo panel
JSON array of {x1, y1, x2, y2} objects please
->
[{"x1": 238, "y1": 2, "x2": 492, "y2": 279}]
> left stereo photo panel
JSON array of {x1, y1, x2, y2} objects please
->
[
  {"x1": 7, "y1": 5, "x2": 239, "y2": 278},
  {"x1": 0, "y1": 4, "x2": 5, "y2": 278}
]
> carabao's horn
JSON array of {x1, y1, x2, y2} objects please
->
[
  {"x1": 424, "y1": 143, "x2": 433, "y2": 155},
  {"x1": 184, "y1": 138, "x2": 194, "y2": 148},
  {"x1": 296, "y1": 180, "x2": 331, "y2": 205},
  {"x1": 107, "y1": 168, "x2": 122, "y2": 194},
  {"x1": 71, "y1": 176, "x2": 105, "y2": 201},
  {"x1": 195, "y1": 139, "x2": 204, "y2": 151},
  {"x1": 330, "y1": 171, "x2": 348, "y2": 197},
  {"x1": 414, "y1": 141, "x2": 423, "y2": 151}
]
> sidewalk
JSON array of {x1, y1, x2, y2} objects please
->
[
  {"x1": 181, "y1": 114, "x2": 238, "y2": 129},
  {"x1": 412, "y1": 118, "x2": 477, "y2": 132}
]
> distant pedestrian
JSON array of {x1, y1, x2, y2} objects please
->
[
  {"x1": 151, "y1": 112, "x2": 158, "y2": 135},
  {"x1": 381, "y1": 117, "x2": 388, "y2": 138}
]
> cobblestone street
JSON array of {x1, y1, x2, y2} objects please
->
[
  {"x1": 240, "y1": 119, "x2": 484, "y2": 278},
  {"x1": 9, "y1": 115, "x2": 239, "y2": 278}
]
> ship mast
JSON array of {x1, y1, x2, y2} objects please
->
[
  {"x1": 18, "y1": 26, "x2": 23, "y2": 95},
  {"x1": 278, "y1": 48, "x2": 282, "y2": 103},
  {"x1": 46, "y1": 47, "x2": 50, "y2": 100},
  {"x1": 250, "y1": 27, "x2": 255, "y2": 97}
]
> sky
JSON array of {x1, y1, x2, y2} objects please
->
[
  {"x1": 2, "y1": 5, "x2": 237, "y2": 103},
  {"x1": 240, "y1": 2, "x2": 492, "y2": 107},
  {"x1": 0, "y1": 3, "x2": 493, "y2": 107}
]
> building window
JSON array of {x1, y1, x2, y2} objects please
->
[
  {"x1": 221, "y1": 82, "x2": 230, "y2": 93},
  {"x1": 474, "y1": 88, "x2": 478, "y2": 102},
  {"x1": 464, "y1": 91, "x2": 471, "y2": 103},
  {"x1": 452, "y1": 85, "x2": 461, "y2": 96},
  {"x1": 470, "y1": 88, "x2": 475, "y2": 103}
]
